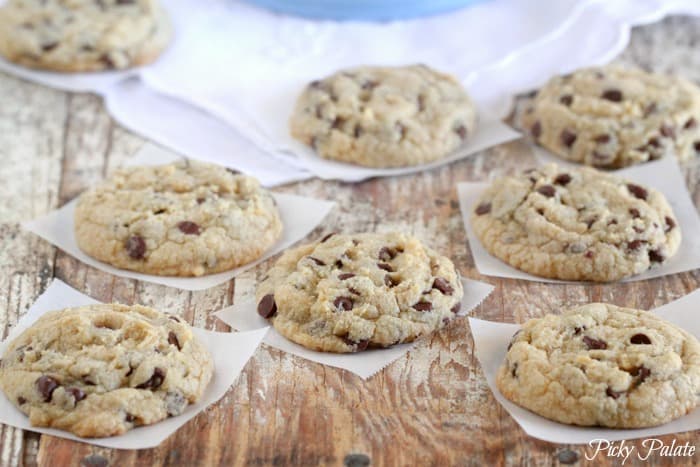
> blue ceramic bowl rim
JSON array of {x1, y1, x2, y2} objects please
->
[{"x1": 246, "y1": 0, "x2": 485, "y2": 21}]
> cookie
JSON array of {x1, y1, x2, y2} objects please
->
[
  {"x1": 497, "y1": 303, "x2": 700, "y2": 428},
  {"x1": 75, "y1": 160, "x2": 282, "y2": 277},
  {"x1": 290, "y1": 65, "x2": 477, "y2": 168},
  {"x1": 0, "y1": 0, "x2": 171, "y2": 72},
  {"x1": 256, "y1": 232, "x2": 464, "y2": 353},
  {"x1": 0, "y1": 304, "x2": 213, "y2": 438},
  {"x1": 521, "y1": 66, "x2": 700, "y2": 168},
  {"x1": 471, "y1": 163, "x2": 680, "y2": 282}
]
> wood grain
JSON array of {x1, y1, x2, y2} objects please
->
[{"x1": 1, "y1": 15, "x2": 699, "y2": 467}]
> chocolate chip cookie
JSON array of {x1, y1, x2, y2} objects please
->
[
  {"x1": 497, "y1": 303, "x2": 700, "y2": 428},
  {"x1": 256, "y1": 232, "x2": 464, "y2": 353},
  {"x1": 471, "y1": 164, "x2": 680, "y2": 282},
  {"x1": 521, "y1": 66, "x2": 700, "y2": 168},
  {"x1": 290, "y1": 65, "x2": 477, "y2": 168},
  {"x1": 75, "y1": 160, "x2": 282, "y2": 277},
  {"x1": 0, "y1": 0, "x2": 171, "y2": 72},
  {"x1": 0, "y1": 304, "x2": 213, "y2": 438}
]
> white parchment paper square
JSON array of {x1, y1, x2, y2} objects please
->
[
  {"x1": 457, "y1": 156, "x2": 700, "y2": 283},
  {"x1": 214, "y1": 277, "x2": 495, "y2": 379},
  {"x1": 470, "y1": 289, "x2": 700, "y2": 444},
  {"x1": 22, "y1": 144, "x2": 335, "y2": 291},
  {"x1": 290, "y1": 118, "x2": 522, "y2": 182},
  {"x1": 0, "y1": 279, "x2": 269, "y2": 449}
]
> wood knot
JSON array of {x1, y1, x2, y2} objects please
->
[
  {"x1": 344, "y1": 453, "x2": 371, "y2": 467},
  {"x1": 557, "y1": 449, "x2": 579, "y2": 464},
  {"x1": 80, "y1": 454, "x2": 109, "y2": 467}
]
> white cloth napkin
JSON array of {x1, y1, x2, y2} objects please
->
[{"x1": 2, "y1": 0, "x2": 699, "y2": 184}]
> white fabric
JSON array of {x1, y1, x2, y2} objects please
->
[{"x1": 1, "y1": 0, "x2": 699, "y2": 184}]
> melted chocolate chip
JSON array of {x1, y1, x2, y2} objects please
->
[
  {"x1": 257, "y1": 294, "x2": 277, "y2": 319},
  {"x1": 573, "y1": 326, "x2": 585, "y2": 335},
  {"x1": 584, "y1": 250, "x2": 594, "y2": 259},
  {"x1": 601, "y1": 89, "x2": 623, "y2": 102},
  {"x1": 125, "y1": 235, "x2": 146, "y2": 259},
  {"x1": 177, "y1": 221, "x2": 201, "y2": 235},
  {"x1": 432, "y1": 278, "x2": 454, "y2": 295},
  {"x1": 335, "y1": 259, "x2": 344, "y2": 268},
  {"x1": 332, "y1": 117, "x2": 345, "y2": 129},
  {"x1": 451, "y1": 303, "x2": 461, "y2": 314},
  {"x1": 633, "y1": 366, "x2": 651, "y2": 382},
  {"x1": 36, "y1": 376, "x2": 59, "y2": 402},
  {"x1": 168, "y1": 316, "x2": 181, "y2": 323},
  {"x1": 536, "y1": 185, "x2": 556, "y2": 198},
  {"x1": 582, "y1": 336, "x2": 607, "y2": 350},
  {"x1": 17, "y1": 396, "x2": 26, "y2": 405},
  {"x1": 684, "y1": 118, "x2": 697, "y2": 129},
  {"x1": 531, "y1": 121, "x2": 542, "y2": 139},
  {"x1": 560, "y1": 129, "x2": 577, "y2": 148},
  {"x1": 66, "y1": 387, "x2": 86, "y2": 403},
  {"x1": 377, "y1": 262, "x2": 394, "y2": 272},
  {"x1": 660, "y1": 124, "x2": 676, "y2": 139},
  {"x1": 41, "y1": 42, "x2": 59, "y2": 52},
  {"x1": 342, "y1": 335, "x2": 370, "y2": 352},
  {"x1": 413, "y1": 301, "x2": 433, "y2": 312},
  {"x1": 648, "y1": 249, "x2": 665, "y2": 263},
  {"x1": 378, "y1": 246, "x2": 398, "y2": 261},
  {"x1": 384, "y1": 275, "x2": 397, "y2": 288},
  {"x1": 626, "y1": 184, "x2": 648, "y2": 200},
  {"x1": 664, "y1": 216, "x2": 676, "y2": 232},
  {"x1": 559, "y1": 95, "x2": 573, "y2": 106},
  {"x1": 136, "y1": 367, "x2": 166, "y2": 390},
  {"x1": 168, "y1": 331, "x2": 181, "y2": 350},
  {"x1": 125, "y1": 413, "x2": 136, "y2": 423},
  {"x1": 338, "y1": 273, "x2": 355, "y2": 280},
  {"x1": 309, "y1": 257, "x2": 325, "y2": 266},
  {"x1": 554, "y1": 173, "x2": 572, "y2": 186},
  {"x1": 594, "y1": 134, "x2": 611, "y2": 144},
  {"x1": 628, "y1": 239, "x2": 646, "y2": 251},
  {"x1": 629, "y1": 208, "x2": 641, "y2": 219},
  {"x1": 333, "y1": 296, "x2": 354, "y2": 311},
  {"x1": 630, "y1": 333, "x2": 651, "y2": 345},
  {"x1": 605, "y1": 387, "x2": 623, "y2": 399},
  {"x1": 475, "y1": 202, "x2": 491, "y2": 215},
  {"x1": 320, "y1": 232, "x2": 336, "y2": 243}
]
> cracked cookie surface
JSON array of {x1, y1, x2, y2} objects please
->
[
  {"x1": 0, "y1": 304, "x2": 213, "y2": 438},
  {"x1": 471, "y1": 163, "x2": 680, "y2": 282},
  {"x1": 256, "y1": 232, "x2": 464, "y2": 353},
  {"x1": 497, "y1": 303, "x2": 700, "y2": 428},
  {"x1": 522, "y1": 66, "x2": 700, "y2": 168},
  {"x1": 0, "y1": 0, "x2": 171, "y2": 72},
  {"x1": 290, "y1": 65, "x2": 477, "y2": 168},
  {"x1": 75, "y1": 160, "x2": 282, "y2": 277}
]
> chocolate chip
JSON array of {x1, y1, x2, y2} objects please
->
[
  {"x1": 560, "y1": 129, "x2": 577, "y2": 148},
  {"x1": 648, "y1": 249, "x2": 665, "y2": 263},
  {"x1": 451, "y1": 303, "x2": 461, "y2": 314},
  {"x1": 630, "y1": 333, "x2": 651, "y2": 345},
  {"x1": 511, "y1": 362, "x2": 518, "y2": 378},
  {"x1": 333, "y1": 296, "x2": 354, "y2": 311},
  {"x1": 125, "y1": 235, "x2": 146, "y2": 259},
  {"x1": 332, "y1": 117, "x2": 345, "y2": 129},
  {"x1": 100, "y1": 54, "x2": 116, "y2": 69},
  {"x1": 582, "y1": 336, "x2": 607, "y2": 350},
  {"x1": 628, "y1": 239, "x2": 646, "y2": 251},
  {"x1": 664, "y1": 216, "x2": 676, "y2": 232},
  {"x1": 384, "y1": 275, "x2": 397, "y2": 288},
  {"x1": 413, "y1": 301, "x2": 432, "y2": 312},
  {"x1": 585, "y1": 217, "x2": 597, "y2": 229},
  {"x1": 125, "y1": 413, "x2": 136, "y2": 423},
  {"x1": 554, "y1": 173, "x2": 572, "y2": 186},
  {"x1": 377, "y1": 262, "x2": 394, "y2": 272},
  {"x1": 531, "y1": 121, "x2": 542, "y2": 139},
  {"x1": 626, "y1": 183, "x2": 648, "y2": 200},
  {"x1": 36, "y1": 376, "x2": 59, "y2": 402},
  {"x1": 601, "y1": 89, "x2": 623, "y2": 102},
  {"x1": 177, "y1": 221, "x2": 201, "y2": 235},
  {"x1": 341, "y1": 335, "x2": 370, "y2": 352},
  {"x1": 378, "y1": 246, "x2": 397, "y2": 261},
  {"x1": 559, "y1": 94, "x2": 573, "y2": 106},
  {"x1": 647, "y1": 137, "x2": 661, "y2": 148},
  {"x1": 257, "y1": 294, "x2": 277, "y2": 318},
  {"x1": 684, "y1": 118, "x2": 697, "y2": 129},
  {"x1": 594, "y1": 134, "x2": 611, "y2": 144},
  {"x1": 573, "y1": 326, "x2": 585, "y2": 335},
  {"x1": 536, "y1": 208, "x2": 544, "y2": 216},
  {"x1": 335, "y1": 259, "x2": 344, "y2": 268},
  {"x1": 584, "y1": 250, "x2": 594, "y2": 259},
  {"x1": 348, "y1": 287, "x2": 361, "y2": 296},
  {"x1": 320, "y1": 232, "x2": 336, "y2": 243},
  {"x1": 660, "y1": 124, "x2": 676, "y2": 139},
  {"x1": 432, "y1": 278, "x2": 454, "y2": 295},
  {"x1": 475, "y1": 202, "x2": 491, "y2": 215},
  {"x1": 136, "y1": 367, "x2": 166, "y2": 390},
  {"x1": 455, "y1": 125, "x2": 468, "y2": 140},
  {"x1": 41, "y1": 42, "x2": 59, "y2": 52},
  {"x1": 168, "y1": 331, "x2": 181, "y2": 350},
  {"x1": 309, "y1": 257, "x2": 325, "y2": 266},
  {"x1": 632, "y1": 366, "x2": 651, "y2": 382},
  {"x1": 168, "y1": 316, "x2": 181, "y2": 323},
  {"x1": 605, "y1": 387, "x2": 623, "y2": 399},
  {"x1": 354, "y1": 125, "x2": 362, "y2": 138},
  {"x1": 66, "y1": 387, "x2": 87, "y2": 403},
  {"x1": 536, "y1": 185, "x2": 556, "y2": 198},
  {"x1": 338, "y1": 273, "x2": 355, "y2": 280},
  {"x1": 629, "y1": 208, "x2": 641, "y2": 218},
  {"x1": 17, "y1": 396, "x2": 26, "y2": 405}
]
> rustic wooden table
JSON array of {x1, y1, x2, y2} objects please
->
[{"x1": 1, "y1": 15, "x2": 699, "y2": 467}]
